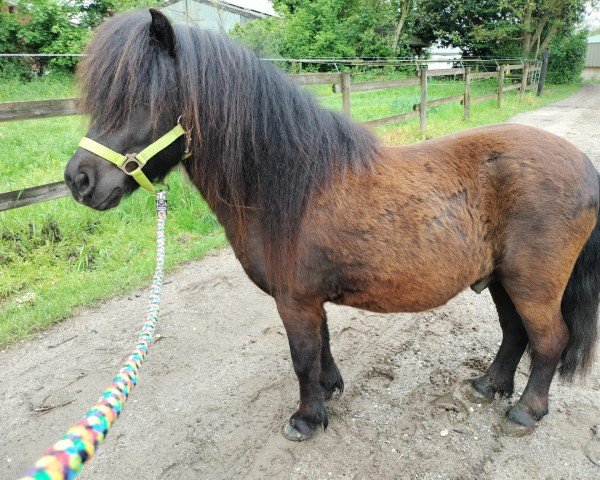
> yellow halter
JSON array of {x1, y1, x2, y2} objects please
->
[{"x1": 78, "y1": 121, "x2": 191, "y2": 193}]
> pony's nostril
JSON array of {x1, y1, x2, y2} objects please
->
[{"x1": 75, "y1": 171, "x2": 93, "y2": 197}]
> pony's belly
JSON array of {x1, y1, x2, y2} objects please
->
[{"x1": 330, "y1": 281, "x2": 465, "y2": 313}]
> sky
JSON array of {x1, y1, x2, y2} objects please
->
[{"x1": 586, "y1": 5, "x2": 600, "y2": 29}]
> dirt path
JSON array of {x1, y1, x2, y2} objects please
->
[
  {"x1": 2, "y1": 86, "x2": 600, "y2": 480},
  {"x1": 507, "y1": 84, "x2": 600, "y2": 168}
]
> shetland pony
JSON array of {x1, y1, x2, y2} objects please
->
[{"x1": 65, "y1": 9, "x2": 600, "y2": 440}]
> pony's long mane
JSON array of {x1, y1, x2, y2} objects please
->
[{"x1": 78, "y1": 11, "x2": 380, "y2": 288}]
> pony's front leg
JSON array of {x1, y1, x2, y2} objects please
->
[{"x1": 277, "y1": 298, "x2": 328, "y2": 441}]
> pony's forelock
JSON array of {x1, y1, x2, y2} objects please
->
[{"x1": 77, "y1": 11, "x2": 179, "y2": 132}]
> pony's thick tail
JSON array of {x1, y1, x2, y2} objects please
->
[{"x1": 559, "y1": 173, "x2": 600, "y2": 379}]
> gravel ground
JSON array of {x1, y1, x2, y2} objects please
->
[{"x1": 1, "y1": 86, "x2": 599, "y2": 480}]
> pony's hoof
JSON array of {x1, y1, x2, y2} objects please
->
[
  {"x1": 462, "y1": 379, "x2": 494, "y2": 404},
  {"x1": 282, "y1": 421, "x2": 313, "y2": 442},
  {"x1": 499, "y1": 404, "x2": 536, "y2": 437}
]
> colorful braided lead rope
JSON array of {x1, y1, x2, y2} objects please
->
[{"x1": 21, "y1": 191, "x2": 168, "y2": 480}]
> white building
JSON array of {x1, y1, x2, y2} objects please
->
[
  {"x1": 160, "y1": 0, "x2": 275, "y2": 33},
  {"x1": 584, "y1": 35, "x2": 600, "y2": 81}
]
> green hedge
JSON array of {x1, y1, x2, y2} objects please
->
[{"x1": 547, "y1": 30, "x2": 588, "y2": 84}]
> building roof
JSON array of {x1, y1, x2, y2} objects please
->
[
  {"x1": 162, "y1": 0, "x2": 275, "y2": 17},
  {"x1": 589, "y1": 35, "x2": 600, "y2": 44},
  {"x1": 222, "y1": 0, "x2": 275, "y2": 16},
  {"x1": 160, "y1": 0, "x2": 274, "y2": 32}
]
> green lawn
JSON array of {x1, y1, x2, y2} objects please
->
[
  {"x1": 0, "y1": 73, "x2": 580, "y2": 347},
  {"x1": 0, "y1": 74, "x2": 77, "y2": 102}
]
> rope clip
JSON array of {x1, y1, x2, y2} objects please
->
[{"x1": 156, "y1": 190, "x2": 168, "y2": 212}]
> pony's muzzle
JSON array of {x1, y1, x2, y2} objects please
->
[{"x1": 65, "y1": 150, "x2": 129, "y2": 210}]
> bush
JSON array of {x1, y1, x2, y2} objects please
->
[
  {"x1": 0, "y1": 0, "x2": 113, "y2": 77},
  {"x1": 230, "y1": 17, "x2": 284, "y2": 58},
  {"x1": 546, "y1": 29, "x2": 588, "y2": 84}
]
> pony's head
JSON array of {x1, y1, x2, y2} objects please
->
[{"x1": 64, "y1": 9, "x2": 185, "y2": 209}]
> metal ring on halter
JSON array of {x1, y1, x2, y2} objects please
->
[{"x1": 121, "y1": 153, "x2": 143, "y2": 175}]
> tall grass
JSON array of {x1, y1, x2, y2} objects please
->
[{"x1": 0, "y1": 73, "x2": 580, "y2": 347}]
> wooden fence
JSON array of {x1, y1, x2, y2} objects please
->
[{"x1": 0, "y1": 62, "x2": 543, "y2": 212}]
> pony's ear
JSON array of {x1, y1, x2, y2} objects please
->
[{"x1": 149, "y1": 8, "x2": 176, "y2": 57}]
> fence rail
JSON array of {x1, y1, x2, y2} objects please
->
[
  {"x1": 0, "y1": 98, "x2": 79, "y2": 122},
  {"x1": 332, "y1": 77, "x2": 420, "y2": 93},
  {"x1": 0, "y1": 181, "x2": 70, "y2": 211},
  {"x1": 413, "y1": 94, "x2": 465, "y2": 111},
  {"x1": 291, "y1": 73, "x2": 342, "y2": 85},
  {"x1": 424, "y1": 67, "x2": 466, "y2": 77},
  {"x1": 0, "y1": 59, "x2": 547, "y2": 212}
]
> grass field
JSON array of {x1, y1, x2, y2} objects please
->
[{"x1": 0, "y1": 73, "x2": 580, "y2": 347}]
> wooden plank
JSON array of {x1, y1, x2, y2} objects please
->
[
  {"x1": 291, "y1": 73, "x2": 342, "y2": 85},
  {"x1": 412, "y1": 94, "x2": 464, "y2": 111},
  {"x1": 0, "y1": 98, "x2": 79, "y2": 122},
  {"x1": 332, "y1": 77, "x2": 419, "y2": 93},
  {"x1": 341, "y1": 72, "x2": 351, "y2": 117},
  {"x1": 470, "y1": 71, "x2": 499, "y2": 79},
  {"x1": 363, "y1": 110, "x2": 420, "y2": 127},
  {"x1": 461, "y1": 93, "x2": 497, "y2": 105},
  {"x1": 0, "y1": 181, "x2": 71, "y2": 211},
  {"x1": 496, "y1": 83, "x2": 522, "y2": 93},
  {"x1": 464, "y1": 67, "x2": 471, "y2": 121},
  {"x1": 497, "y1": 64, "x2": 524, "y2": 71},
  {"x1": 423, "y1": 67, "x2": 465, "y2": 77}
]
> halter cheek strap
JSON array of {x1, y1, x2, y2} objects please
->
[{"x1": 78, "y1": 123, "x2": 191, "y2": 194}]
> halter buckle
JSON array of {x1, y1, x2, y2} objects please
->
[
  {"x1": 178, "y1": 116, "x2": 193, "y2": 155},
  {"x1": 122, "y1": 153, "x2": 143, "y2": 174}
]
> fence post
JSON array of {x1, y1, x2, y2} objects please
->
[
  {"x1": 464, "y1": 66, "x2": 471, "y2": 121},
  {"x1": 497, "y1": 65, "x2": 506, "y2": 108},
  {"x1": 291, "y1": 60, "x2": 297, "y2": 74},
  {"x1": 520, "y1": 61, "x2": 529, "y2": 100},
  {"x1": 341, "y1": 72, "x2": 351, "y2": 117},
  {"x1": 419, "y1": 64, "x2": 428, "y2": 134},
  {"x1": 537, "y1": 47, "x2": 550, "y2": 96}
]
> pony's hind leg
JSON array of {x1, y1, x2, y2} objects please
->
[
  {"x1": 320, "y1": 313, "x2": 344, "y2": 400},
  {"x1": 277, "y1": 298, "x2": 329, "y2": 441},
  {"x1": 500, "y1": 288, "x2": 569, "y2": 434},
  {"x1": 471, "y1": 282, "x2": 528, "y2": 400}
]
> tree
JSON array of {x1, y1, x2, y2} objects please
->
[
  {"x1": 391, "y1": 0, "x2": 420, "y2": 52},
  {"x1": 0, "y1": 0, "x2": 114, "y2": 76},
  {"x1": 229, "y1": 16, "x2": 283, "y2": 57},
  {"x1": 414, "y1": 0, "x2": 594, "y2": 58},
  {"x1": 546, "y1": 28, "x2": 589, "y2": 82},
  {"x1": 232, "y1": 0, "x2": 418, "y2": 60},
  {"x1": 112, "y1": 0, "x2": 161, "y2": 12}
]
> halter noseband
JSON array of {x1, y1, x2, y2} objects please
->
[{"x1": 78, "y1": 120, "x2": 191, "y2": 194}]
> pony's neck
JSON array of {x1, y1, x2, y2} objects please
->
[
  {"x1": 177, "y1": 28, "x2": 379, "y2": 283},
  {"x1": 182, "y1": 42, "x2": 377, "y2": 201}
]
